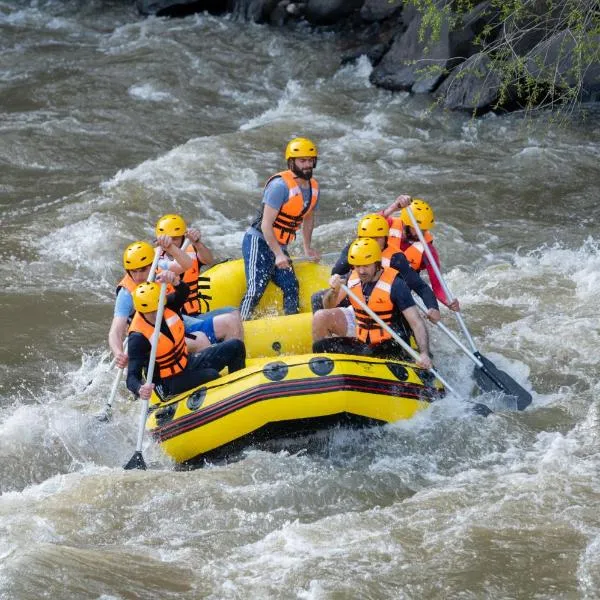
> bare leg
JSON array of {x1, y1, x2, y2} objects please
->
[
  {"x1": 213, "y1": 310, "x2": 244, "y2": 341},
  {"x1": 312, "y1": 308, "x2": 348, "y2": 342},
  {"x1": 186, "y1": 332, "x2": 211, "y2": 353}
]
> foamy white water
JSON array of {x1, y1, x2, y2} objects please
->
[{"x1": 1, "y1": 1, "x2": 599, "y2": 598}]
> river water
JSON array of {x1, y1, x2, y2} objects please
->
[{"x1": 1, "y1": 1, "x2": 599, "y2": 598}]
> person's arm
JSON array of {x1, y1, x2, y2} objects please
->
[
  {"x1": 322, "y1": 274, "x2": 346, "y2": 309},
  {"x1": 331, "y1": 244, "x2": 351, "y2": 276},
  {"x1": 402, "y1": 306, "x2": 432, "y2": 369},
  {"x1": 260, "y1": 178, "x2": 291, "y2": 269},
  {"x1": 391, "y1": 252, "x2": 440, "y2": 321},
  {"x1": 108, "y1": 316, "x2": 128, "y2": 368},
  {"x1": 391, "y1": 277, "x2": 432, "y2": 369},
  {"x1": 156, "y1": 235, "x2": 193, "y2": 274},
  {"x1": 126, "y1": 332, "x2": 151, "y2": 397},
  {"x1": 261, "y1": 204, "x2": 290, "y2": 269},
  {"x1": 301, "y1": 210, "x2": 320, "y2": 259},
  {"x1": 156, "y1": 271, "x2": 189, "y2": 313},
  {"x1": 109, "y1": 288, "x2": 135, "y2": 367},
  {"x1": 186, "y1": 228, "x2": 213, "y2": 266},
  {"x1": 422, "y1": 243, "x2": 458, "y2": 309},
  {"x1": 380, "y1": 194, "x2": 412, "y2": 219}
]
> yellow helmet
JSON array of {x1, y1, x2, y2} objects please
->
[
  {"x1": 123, "y1": 241, "x2": 155, "y2": 271},
  {"x1": 133, "y1": 282, "x2": 162, "y2": 313},
  {"x1": 348, "y1": 237, "x2": 382, "y2": 266},
  {"x1": 155, "y1": 214, "x2": 187, "y2": 238},
  {"x1": 285, "y1": 137, "x2": 318, "y2": 160},
  {"x1": 400, "y1": 199, "x2": 435, "y2": 230},
  {"x1": 357, "y1": 214, "x2": 389, "y2": 238}
]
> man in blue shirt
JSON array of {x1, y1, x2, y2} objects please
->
[{"x1": 240, "y1": 137, "x2": 321, "y2": 320}]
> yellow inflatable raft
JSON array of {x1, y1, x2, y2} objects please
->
[
  {"x1": 197, "y1": 258, "x2": 330, "y2": 316},
  {"x1": 148, "y1": 353, "x2": 444, "y2": 466},
  {"x1": 144, "y1": 256, "x2": 445, "y2": 465}
]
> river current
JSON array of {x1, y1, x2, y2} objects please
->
[{"x1": 1, "y1": 1, "x2": 599, "y2": 598}]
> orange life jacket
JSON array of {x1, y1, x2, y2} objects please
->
[
  {"x1": 181, "y1": 245, "x2": 201, "y2": 315},
  {"x1": 116, "y1": 273, "x2": 137, "y2": 296},
  {"x1": 128, "y1": 308, "x2": 188, "y2": 379},
  {"x1": 347, "y1": 267, "x2": 399, "y2": 344},
  {"x1": 380, "y1": 245, "x2": 397, "y2": 268},
  {"x1": 265, "y1": 170, "x2": 319, "y2": 245},
  {"x1": 387, "y1": 217, "x2": 433, "y2": 271}
]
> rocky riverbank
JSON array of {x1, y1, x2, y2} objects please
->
[{"x1": 136, "y1": 0, "x2": 600, "y2": 115}]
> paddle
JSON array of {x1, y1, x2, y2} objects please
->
[
  {"x1": 124, "y1": 281, "x2": 168, "y2": 470},
  {"x1": 404, "y1": 205, "x2": 532, "y2": 410},
  {"x1": 100, "y1": 239, "x2": 192, "y2": 421},
  {"x1": 341, "y1": 284, "x2": 457, "y2": 396}
]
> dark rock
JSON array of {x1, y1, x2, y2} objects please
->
[
  {"x1": 435, "y1": 52, "x2": 501, "y2": 113},
  {"x1": 526, "y1": 30, "x2": 600, "y2": 101},
  {"x1": 231, "y1": 0, "x2": 279, "y2": 22},
  {"x1": 448, "y1": 2, "x2": 499, "y2": 59},
  {"x1": 360, "y1": 0, "x2": 402, "y2": 23},
  {"x1": 136, "y1": 0, "x2": 228, "y2": 17},
  {"x1": 302, "y1": 0, "x2": 363, "y2": 25},
  {"x1": 341, "y1": 42, "x2": 390, "y2": 66},
  {"x1": 370, "y1": 8, "x2": 457, "y2": 93},
  {"x1": 369, "y1": 1, "x2": 498, "y2": 94}
]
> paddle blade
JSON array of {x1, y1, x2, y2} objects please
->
[
  {"x1": 95, "y1": 407, "x2": 112, "y2": 423},
  {"x1": 123, "y1": 451, "x2": 147, "y2": 471},
  {"x1": 471, "y1": 402, "x2": 493, "y2": 417},
  {"x1": 472, "y1": 352, "x2": 532, "y2": 411}
]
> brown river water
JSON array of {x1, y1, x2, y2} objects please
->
[{"x1": 1, "y1": 1, "x2": 599, "y2": 598}]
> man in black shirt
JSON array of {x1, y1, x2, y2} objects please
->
[{"x1": 312, "y1": 238, "x2": 432, "y2": 369}]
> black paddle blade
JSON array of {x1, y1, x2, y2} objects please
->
[
  {"x1": 123, "y1": 451, "x2": 147, "y2": 471},
  {"x1": 471, "y1": 402, "x2": 493, "y2": 417},
  {"x1": 472, "y1": 352, "x2": 532, "y2": 411}
]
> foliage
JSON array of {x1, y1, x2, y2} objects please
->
[{"x1": 402, "y1": 0, "x2": 600, "y2": 115}]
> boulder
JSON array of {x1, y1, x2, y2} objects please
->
[
  {"x1": 525, "y1": 30, "x2": 600, "y2": 102},
  {"x1": 435, "y1": 52, "x2": 501, "y2": 112},
  {"x1": 370, "y1": 8, "x2": 457, "y2": 93},
  {"x1": 360, "y1": 0, "x2": 403, "y2": 23},
  {"x1": 136, "y1": 0, "x2": 227, "y2": 17},
  {"x1": 302, "y1": 0, "x2": 364, "y2": 25}
]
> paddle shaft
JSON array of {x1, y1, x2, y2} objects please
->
[
  {"x1": 107, "y1": 240, "x2": 190, "y2": 410},
  {"x1": 340, "y1": 284, "x2": 457, "y2": 397},
  {"x1": 404, "y1": 206, "x2": 478, "y2": 353},
  {"x1": 131, "y1": 282, "x2": 168, "y2": 456},
  {"x1": 415, "y1": 302, "x2": 484, "y2": 369}
]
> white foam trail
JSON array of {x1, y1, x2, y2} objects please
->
[{"x1": 128, "y1": 83, "x2": 177, "y2": 103}]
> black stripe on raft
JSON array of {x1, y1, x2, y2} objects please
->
[{"x1": 151, "y1": 374, "x2": 439, "y2": 443}]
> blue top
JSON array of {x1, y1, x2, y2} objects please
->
[
  {"x1": 246, "y1": 175, "x2": 320, "y2": 242},
  {"x1": 113, "y1": 258, "x2": 172, "y2": 318},
  {"x1": 114, "y1": 287, "x2": 134, "y2": 318}
]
